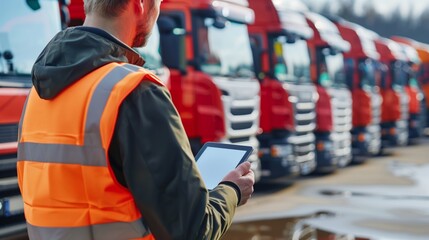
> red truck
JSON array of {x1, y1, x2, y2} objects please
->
[
  {"x1": 304, "y1": 13, "x2": 353, "y2": 170},
  {"x1": 0, "y1": 0, "x2": 65, "y2": 237},
  {"x1": 330, "y1": 18, "x2": 383, "y2": 160},
  {"x1": 391, "y1": 37, "x2": 429, "y2": 132},
  {"x1": 68, "y1": 0, "x2": 263, "y2": 181},
  {"x1": 391, "y1": 37, "x2": 427, "y2": 142},
  {"x1": 156, "y1": 0, "x2": 263, "y2": 180},
  {"x1": 372, "y1": 37, "x2": 410, "y2": 146},
  {"x1": 411, "y1": 44, "x2": 429, "y2": 131},
  {"x1": 248, "y1": 0, "x2": 318, "y2": 176}
]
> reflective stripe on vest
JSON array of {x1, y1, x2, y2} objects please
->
[
  {"x1": 17, "y1": 63, "x2": 163, "y2": 240},
  {"x1": 27, "y1": 220, "x2": 154, "y2": 240}
]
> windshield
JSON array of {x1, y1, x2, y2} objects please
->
[
  {"x1": 195, "y1": 17, "x2": 254, "y2": 78},
  {"x1": 317, "y1": 47, "x2": 346, "y2": 87},
  {"x1": 0, "y1": 0, "x2": 61, "y2": 76},
  {"x1": 358, "y1": 59, "x2": 376, "y2": 88},
  {"x1": 391, "y1": 61, "x2": 408, "y2": 87},
  {"x1": 407, "y1": 63, "x2": 420, "y2": 89},
  {"x1": 272, "y1": 36, "x2": 311, "y2": 84},
  {"x1": 135, "y1": 25, "x2": 163, "y2": 71},
  {"x1": 376, "y1": 61, "x2": 389, "y2": 89}
]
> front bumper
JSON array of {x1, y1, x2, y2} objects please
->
[{"x1": 257, "y1": 134, "x2": 299, "y2": 181}]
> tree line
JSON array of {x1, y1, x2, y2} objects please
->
[{"x1": 307, "y1": 0, "x2": 429, "y2": 44}]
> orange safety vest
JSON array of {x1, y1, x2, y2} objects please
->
[{"x1": 17, "y1": 63, "x2": 162, "y2": 240}]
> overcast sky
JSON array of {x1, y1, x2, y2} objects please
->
[{"x1": 302, "y1": 0, "x2": 429, "y2": 20}]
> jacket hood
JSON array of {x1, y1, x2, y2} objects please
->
[{"x1": 32, "y1": 27, "x2": 145, "y2": 99}]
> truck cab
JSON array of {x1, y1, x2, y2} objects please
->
[
  {"x1": 390, "y1": 37, "x2": 429, "y2": 132},
  {"x1": 158, "y1": 0, "x2": 262, "y2": 181},
  {"x1": 373, "y1": 38, "x2": 410, "y2": 146},
  {"x1": 332, "y1": 19, "x2": 382, "y2": 160},
  {"x1": 391, "y1": 39, "x2": 426, "y2": 142},
  {"x1": 0, "y1": 0, "x2": 63, "y2": 237},
  {"x1": 305, "y1": 13, "x2": 353, "y2": 171},
  {"x1": 402, "y1": 44, "x2": 426, "y2": 141},
  {"x1": 248, "y1": 0, "x2": 317, "y2": 176},
  {"x1": 414, "y1": 45, "x2": 429, "y2": 131}
]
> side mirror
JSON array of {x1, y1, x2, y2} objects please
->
[
  {"x1": 3, "y1": 50, "x2": 14, "y2": 72},
  {"x1": 158, "y1": 16, "x2": 176, "y2": 34},
  {"x1": 59, "y1": 0, "x2": 70, "y2": 5},
  {"x1": 60, "y1": 5, "x2": 70, "y2": 29},
  {"x1": 3, "y1": 50, "x2": 13, "y2": 60},
  {"x1": 250, "y1": 35, "x2": 264, "y2": 81},
  {"x1": 158, "y1": 16, "x2": 186, "y2": 72}
]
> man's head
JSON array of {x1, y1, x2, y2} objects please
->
[{"x1": 84, "y1": 0, "x2": 161, "y2": 47}]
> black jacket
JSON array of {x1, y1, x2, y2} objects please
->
[{"x1": 32, "y1": 27, "x2": 239, "y2": 240}]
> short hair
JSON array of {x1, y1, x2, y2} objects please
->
[{"x1": 84, "y1": 0, "x2": 131, "y2": 18}]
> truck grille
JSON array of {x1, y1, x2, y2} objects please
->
[
  {"x1": 395, "y1": 90, "x2": 409, "y2": 145},
  {"x1": 329, "y1": 88, "x2": 353, "y2": 166},
  {"x1": 368, "y1": 91, "x2": 382, "y2": 154},
  {"x1": 295, "y1": 102, "x2": 316, "y2": 135},
  {"x1": 286, "y1": 84, "x2": 317, "y2": 170},
  {"x1": 231, "y1": 121, "x2": 254, "y2": 130},
  {"x1": 231, "y1": 107, "x2": 253, "y2": 116},
  {"x1": 229, "y1": 137, "x2": 250, "y2": 143},
  {"x1": 212, "y1": 76, "x2": 261, "y2": 181}
]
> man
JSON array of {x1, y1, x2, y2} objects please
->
[{"x1": 17, "y1": 0, "x2": 254, "y2": 239}]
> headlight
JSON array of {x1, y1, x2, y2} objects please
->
[
  {"x1": 317, "y1": 141, "x2": 333, "y2": 151},
  {"x1": 324, "y1": 141, "x2": 333, "y2": 150},
  {"x1": 271, "y1": 144, "x2": 293, "y2": 158}
]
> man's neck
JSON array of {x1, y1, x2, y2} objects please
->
[{"x1": 83, "y1": 15, "x2": 135, "y2": 46}]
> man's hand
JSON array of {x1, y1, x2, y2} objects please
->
[{"x1": 221, "y1": 162, "x2": 255, "y2": 206}]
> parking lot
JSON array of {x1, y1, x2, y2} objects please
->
[{"x1": 224, "y1": 138, "x2": 429, "y2": 240}]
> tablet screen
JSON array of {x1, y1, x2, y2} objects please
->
[{"x1": 196, "y1": 145, "x2": 250, "y2": 189}]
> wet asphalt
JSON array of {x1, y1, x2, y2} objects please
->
[{"x1": 224, "y1": 138, "x2": 429, "y2": 240}]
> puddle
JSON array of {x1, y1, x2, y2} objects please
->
[
  {"x1": 319, "y1": 189, "x2": 429, "y2": 200},
  {"x1": 223, "y1": 212, "x2": 368, "y2": 240},
  {"x1": 225, "y1": 161, "x2": 429, "y2": 240}
]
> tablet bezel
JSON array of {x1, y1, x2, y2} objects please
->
[{"x1": 195, "y1": 142, "x2": 253, "y2": 167}]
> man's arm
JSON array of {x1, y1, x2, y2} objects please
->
[{"x1": 108, "y1": 80, "x2": 239, "y2": 239}]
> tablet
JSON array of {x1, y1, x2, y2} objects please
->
[{"x1": 195, "y1": 142, "x2": 253, "y2": 190}]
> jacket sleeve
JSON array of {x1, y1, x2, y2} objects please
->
[{"x1": 108, "y1": 80, "x2": 239, "y2": 240}]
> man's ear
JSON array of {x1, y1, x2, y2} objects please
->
[{"x1": 134, "y1": 0, "x2": 144, "y2": 15}]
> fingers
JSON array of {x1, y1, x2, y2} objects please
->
[
  {"x1": 245, "y1": 168, "x2": 254, "y2": 180},
  {"x1": 235, "y1": 161, "x2": 251, "y2": 176},
  {"x1": 238, "y1": 170, "x2": 255, "y2": 206},
  {"x1": 220, "y1": 162, "x2": 255, "y2": 206}
]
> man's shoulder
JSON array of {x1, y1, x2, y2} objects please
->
[
  {"x1": 126, "y1": 76, "x2": 171, "y2": 103},
  {"x1": 117, "y1": 63, "x2": 166, "y2": 88}
]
